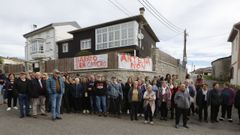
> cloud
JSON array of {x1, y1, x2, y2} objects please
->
[
  {"x1": 0, "y1": 44, "x2": 24, "y2": 58},
  {"x1": 0, "y1": 0, "x2": 239, "y2": 70}
]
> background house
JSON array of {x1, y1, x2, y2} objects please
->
[
  {"x1": 57, "y1": 15, "x2": 158, "y2": 59},
  {"x1": 211, "y1": 56, "x2": 231, "y2": 81},
  {"x1": 228, "y1": 22, "x2": 240, "y2": 85},
  {"x1": 192, "y1": 67, "x2": 212, "y2": 76},
  {"x1": 23, "y1": 22, "x2": 80, "y2": 71}
]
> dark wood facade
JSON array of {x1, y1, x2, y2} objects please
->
[{"x1": 57, "y1": 15, "x2": 159, "y2": 59}]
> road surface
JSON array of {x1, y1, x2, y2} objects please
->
[{"x1": 0, "y1": 104, "x2": 239, "y2": 135}]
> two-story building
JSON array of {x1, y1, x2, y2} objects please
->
[
  {"x1": 228, "y1": 22, "x2": 240, "y2": 85},
  {"x1": 57, "y1": 16, "x2": 159, "y2": 59},
  {"x1": 23, "y1": 21, "x2": 80, "y2": 71}
]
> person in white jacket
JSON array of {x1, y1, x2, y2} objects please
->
[{"x1": 143, "y1": 84, "x2": 156, "y2": 125}]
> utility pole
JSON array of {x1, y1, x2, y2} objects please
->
[{"x1": 183, "y1": 29, "x2": 188, "y2": 69}]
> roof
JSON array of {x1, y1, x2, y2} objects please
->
[
  {"x1": 23, "y1": 21, "x2": 80, "y2": 38},
  {"x1": 69, "y1": 15, "x2": 160, "y2": 42},
  {"x1": 228, "y1": 22, "x2": 240, "y2": 42},
  {"x1": 193, "y1": 67, "x2": 212, "y2": 74},
  {"x1": 211, "y1": 56, "x2": 231, "y2": 64},
  {"x1": 57, "y1": 38, "x2": 73, "y2": 43}
]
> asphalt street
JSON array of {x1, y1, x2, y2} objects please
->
[{"x1": 0, "y1": 104, "x2": 239, "y2": 135}]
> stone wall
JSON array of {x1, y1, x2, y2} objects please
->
[
  {"x1": 152, "y1": 48, "x2": 186, "y2": 81},
  {"x1": 65, "y1": 69, "x2": 156, "y2": 82},
  {"x1": 212, "y1": 56, "x2": 231, "y2": 81}
]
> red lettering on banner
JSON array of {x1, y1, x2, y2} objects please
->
[{"x1": 121, "y1": 53, "x2": 127, "y2": 62}]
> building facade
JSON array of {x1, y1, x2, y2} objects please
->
[
  {"x1": 54, "y1": 10, "x2": 186, "y2": 81},
  {"x1": 211, "y1": 56, "x2": 231, "y2": 81},
  {"x1": 57, "y1": 15, "x2": 159, "y2": 59},
  {"x1": 228, "y1": 22, "x2": 240, "y2": 85},
  {"x1": 23, "y1": 22, "x2": 80, "y2": 71}
]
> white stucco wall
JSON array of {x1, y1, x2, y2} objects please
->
[
  {"x1": 25, "y1": 29, "x2": 55, "y2": 61},
  {"x1": 230, "y1": 32, "x2": 240, "y2": 85},
  {"x1": 25, "y1": 24, "x2": 79, "y2": 61}
]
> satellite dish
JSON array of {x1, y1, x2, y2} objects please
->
[{"x1": 137, "y1": 33, "x2": 144, "y2": 39}]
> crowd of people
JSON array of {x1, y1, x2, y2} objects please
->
[{"x1": 0, "y1": 69, "x2": 240, "y2": 129}]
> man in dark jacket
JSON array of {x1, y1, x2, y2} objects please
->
[
  {"x1": 15, "y1": 72, "x2": 30, "y2": 118},
  {"x1": 87, "y1": 75, "x2": 96, "y2": 114},
  {"x1": 219, "y1": 83, "x2": 235, "y2": 122},
  {"x1": 196, "y1": 84, "x2": 209, "y2": 122},
  {"x1": 208, "y1": 82, "x2": 221, "y2": 123},
  {"x1": 234, "y1": 87, "x2": 240, "y2": 125},
  {"x1": 174, "y1": 83, "x2": 190, "y2": 129},
  {"x1": 30, "y1": 72, "x2": 47, "y2": 118}
]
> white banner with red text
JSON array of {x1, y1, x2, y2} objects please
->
[
  {"x1": 118, "y1": 53, "x2": 152, "y2": 71},
  {"x1": 74, "y1": 54, "x2": 108, "y2": 70}
]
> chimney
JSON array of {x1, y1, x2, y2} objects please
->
[
  {"x1": 32, "y1": 24, "x2": 37, "y2": 30},
  {"x1": 139, "y1": 7, "x2": 145, "y2": 16}
]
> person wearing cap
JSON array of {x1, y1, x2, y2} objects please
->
[
  {"x1": 15, "y1": 72, "x2": 31, "y2": 118},
  {"x1": 46, "y1": 69, "x2": 65, "y2": 121},
  {"x1": 108, "y1": 76, "x2": 123, "y2": 117}
]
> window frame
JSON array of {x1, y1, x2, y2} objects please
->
[
  {"x1": 80, "y1": 39, "x2": 92, "y2": 50},
  {"x1": 95, "y1": 21, "x2": 138, "y2": 51},
  {"x1": 62, "y1": 43, "x2": 69, "y2": 53}
]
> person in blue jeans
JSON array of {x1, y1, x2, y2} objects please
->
[
  {"x1": 87, "y1": 75, "x2": 96, "y2": 114},
  {"x1": 14, "y1": 72, "x2": 30, "y2": 118},
  {"x1": 94, "y1": 75, "x2": 107, "y2": 117},
  {"x1": 47, "y1": 69, "x2": 65, "y2": 121}
]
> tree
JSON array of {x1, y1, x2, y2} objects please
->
[{"x1": 0, "y1": 58, "x2": 3, "y2": 65}]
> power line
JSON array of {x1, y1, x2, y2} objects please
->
[
  {"x1": 143, "y1": 0, "x2": 183, "y2": 32},
  {"x1": 107, "y1": 0, "x2": 131, "y2": 16},
  {"x1": 113, "y1": 0, "x2": 132, "y2": 16},
  {"x1": 138, "y1": 0, "x2": 181, "y2": 33}
]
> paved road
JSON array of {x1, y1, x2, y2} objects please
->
[{"x1": 0, "y1": 104, "x2": 239, "y2": 135}]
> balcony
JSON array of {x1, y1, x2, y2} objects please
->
[
  {"x1": 30, "y1": 38, "x2": 46, "y2": 60},
  {"x1": 31, "y1": 51, "x2": 46, "y2": 60}
]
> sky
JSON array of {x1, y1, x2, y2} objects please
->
[{"x1": 0, "y1": 0, "x2": 240, "y2": 71}]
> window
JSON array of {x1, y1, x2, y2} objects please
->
[
  {"x1": 31, "y1": 39, "x2": 44, "y2": 54},
  {"x1": 80, "y1": 39, "x2": 91, "y2": 50},
  {"x1": 95, "y1": 21, "x2": 138, "y2": 50},
  {"x1": 62, "y1": 43, "x2": 68, "y2": 53}
]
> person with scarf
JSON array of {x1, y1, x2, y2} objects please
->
[
  {"x1": 196, "y1": 84, "x2": 209, "y2": 122},
  {"x1": 128, "y1": 81, "x2": 142, "y2": 121},
  {"x1": 143, "y1": 84, "x2": 156, "y2": 125},
  {"x1": 159, "y1": 81, "x2": 171, "y2": 120}
]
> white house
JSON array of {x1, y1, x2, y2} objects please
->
[
  {"x1": 23, "y1": 22, "x2": 80, "y2": 71},
  {"x1": 228, "y1": 22, "x2": 240, "y2": 86}
]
